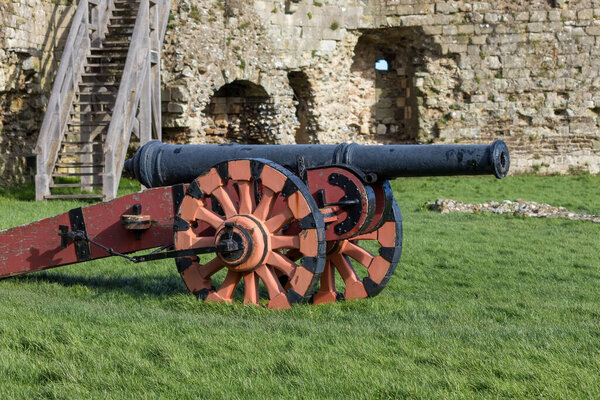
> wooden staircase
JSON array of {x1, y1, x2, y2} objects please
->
[{"x1": 35, "y1": 0, "x2": 171, "y2": 201}]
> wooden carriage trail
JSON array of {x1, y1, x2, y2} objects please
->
[{"x1": 35, "y1": 0, "x2": 170, "y2": 201}]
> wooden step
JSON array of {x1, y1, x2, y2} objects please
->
[
  {"x1": 68, "y1": 122, "x2": 111, "y2": 126},
  {"x1": 66, "y1": 133, "x2": 107, "y2": 138},
  {"x1": 102, "y1": 41, "x2": 131, "y2": 46},
  {"x1": 61, "y1": 140, "x2": 105, "y2": 145},
  {"x1": 73, "y1": 101, "x2": 114, "y2": 105},
  {"x1": 56, "y1": 162, "x2": 104, "y2": 167},
  {"x1": 87, "y1": 54, "x2": 127, "y2": 59},
  {"x1": 79, "y1": 82, "x2": 119, "y2": 86},
  {"x1": 45, "y1": 194, "x2": 104, "y2": 200},
  {"x1": 77, "y1": 92, "x2": 118, "y2": 98},
  {"x1": 82, "y1": 72, "x2": 120, "y2": 77},
  {"x1": 90, "y1": 47, "x2": 129, "y2": 52},
  {"x1": 58, "y1": 151, "x2": 104, "y2": 155},
  {"x1": 70, "y1": 110, "x2": 112, "y2": 116},
  {"x1": 67, "y1": 123, "x2": 108, "y2": 129},
  {"x1": 78, "y1": 87, "x2": 118, "y2": 92},
  {"x1": 50, "y1": 183, "x2": 103, "y2": 188},
  {"x1": 52, "y1": 172, "x2": 104, "y2": 177},
  {"x1": 78, "y1": 89, "x2": 118, "y2": 93},
  {"x1": 86, "y1": 63, "x2": 126, "y2": 67}
]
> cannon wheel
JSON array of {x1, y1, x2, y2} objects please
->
[
  {"x1": 312, "y1": 199, "x2": 402, "y2": 304},
  {"x1": 174, "y1": 159, "x2": 326, "y2": 309}
]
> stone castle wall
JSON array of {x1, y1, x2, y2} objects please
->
[
  {"x1": 0, "y1": 0, "x2": 74, "y2": 184},
  {"x1": 1, "y1": 0, "x2": 599, "y2": 186}
]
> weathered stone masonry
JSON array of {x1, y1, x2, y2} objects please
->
[
  {"x1": 0, "y1": 0, "x2": 74, "y2": 184},
  {"x1": 1, "y1": 0, "x2": 600, "y2": 186}
]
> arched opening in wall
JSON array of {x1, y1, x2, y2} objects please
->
[
  {"x1": 351, "y1": 27, "x2": 453, "y2": 143},
  {"x1": 206, "y1": 80, "x2": 274, "y2": 143},
  {"x1": 287, "y1": 71, "x2": 318, "y2": 144}
]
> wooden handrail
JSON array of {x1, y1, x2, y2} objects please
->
[
  {"x1": 36, "y1": 0, "x2": 88, "y2": 154},
  {"x1": 35, "y1": 0, "x2": 115, "y2": 200},
  {"x1": 36, "y1": 0, "x2": 170, "y2": 200},
  {"x1": 103, "y1": 0, "x2": 151, "y2": 198},
  {"x1": 158, "y1": 0, "x2": 171, "y2": 46}
]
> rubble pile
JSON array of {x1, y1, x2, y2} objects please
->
[{"x1": 426, "y1": 199, "x2": 600, "y2": 223}]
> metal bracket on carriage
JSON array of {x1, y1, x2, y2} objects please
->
[
  {"x1": 58, "y1": 226, "x2": 87, "y2": 249},
  {"x1": 121, "y1": 203, "x2": 153, "y2": 240}
]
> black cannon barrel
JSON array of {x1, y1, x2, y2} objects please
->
[{"x1": 125, "y1": 140, "x2": 510, "y2": 188}]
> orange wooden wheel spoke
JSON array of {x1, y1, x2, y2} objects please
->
[
  {"x1": 190, "y1": 235, "x2": 215, "y2": 248},
  {"x1": 331, "y1": 253, "x2": 361, "y2": 284},
  {"x1": 351, "y1": 231, "x2": 378, "y2": 241},
  {"x1": 243, "y1": 272, "x2": 260, "y2": 305},
  {"x1": 341, "y1": 241, "x2": 374, "y2": 267},
  {"x1": 199, "y1": 257, "x2": 224, "y2": 279},
  {"x1": 214, "y1": 270, "x2": 241, "y2": 301},
  {"x1": 196, "y1": 207, "x2": 225, "y2": 229},
  {"x1": 237, "y1": 181, "x2": 254, "y2": 214},
  {"x1": 212, "y1": 186, "x2": 238, "y2": 218},
  {"x1": 253, "y1": 188, "x2": 275, "y2": 221},
  {"x1": 265, "y1": 207, "x2": 294, "y2": 234},
  {"x1": 256, "y1": 264, "x2": 285, "y2": 299},
  {"x1": 321, "y1": 260, "x2": 335, "y2": 292},
  {"x1": 266, "y1": 251, "x2": 297, "y2": 276},
  {"x1": 313, "y1": 259, "x2": 338, "y2": 305},
  {"x1": 271, "y1": 235, "x2": 301, "y2": 250}
]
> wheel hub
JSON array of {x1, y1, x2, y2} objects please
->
[{"x1": 215, "y1": 215, "x2": 270, "y2": 273}]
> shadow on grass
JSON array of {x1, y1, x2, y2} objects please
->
[
  {"x1": 14, "y1": 271, "x2": 189, "y2": 298},
  {"x1": 0, "y1": 182, "x2": 37, "y2": 201}
]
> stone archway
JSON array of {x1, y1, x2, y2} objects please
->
[{"x1": 206, "y1": 80, "x2": 275, "y2": 143}]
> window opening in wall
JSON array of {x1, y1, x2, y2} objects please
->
[
  {"x1": 351, "y1": 27, "x2": 453, "y2": 143},
  {"x1": 352, "y1": 31, "x2": 416, "y2": 141},
  {"x1": 375, "y1": 59, "x2": 389, "y2": 71}
]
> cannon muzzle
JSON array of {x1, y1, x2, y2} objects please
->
[{"x1": 125, "y1": 140, "x2": 509, "y2": 188}]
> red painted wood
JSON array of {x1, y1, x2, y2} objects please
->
[{"x1": 0, "y1": 186, "x2": 177, "y2": 279}]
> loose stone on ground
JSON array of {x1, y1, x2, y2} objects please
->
[{"x1": 425, "y1": 199, "x2": 600, "y2": 223}]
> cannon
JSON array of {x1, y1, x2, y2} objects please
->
[{"x1": 0, "y1": 140, "x2": 509, "y2": 309}]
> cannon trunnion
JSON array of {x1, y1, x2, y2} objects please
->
[{"x1": 0, "y1": 141, "x2": 509, "y2": 309}]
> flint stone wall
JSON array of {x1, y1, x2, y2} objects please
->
[{"x1": 1, "y1": 0, "x2": 600, "y2": 186}]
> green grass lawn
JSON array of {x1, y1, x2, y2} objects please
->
[{"x1": 0, "y1": 175, "x2": 599, "y2": 399}]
